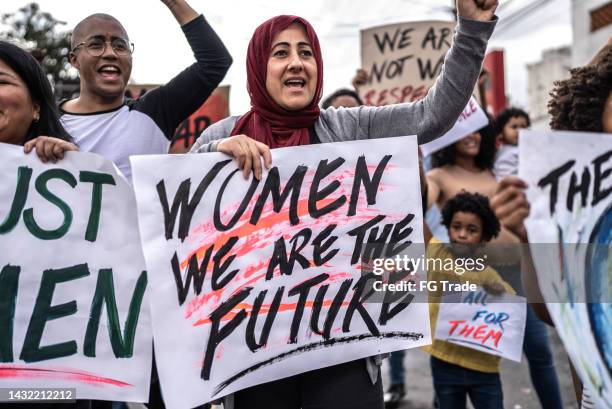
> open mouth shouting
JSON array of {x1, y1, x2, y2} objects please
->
[
  {"x1": 284, "y1": 77, "x2": 306, "y2": 90},
  {"x1": 98, "y1": 64, "x2": 121, "y2": 81}
]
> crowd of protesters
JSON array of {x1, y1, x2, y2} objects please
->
[{"x1": 1, "y1": 0, "x2": 611, "y2": 407}]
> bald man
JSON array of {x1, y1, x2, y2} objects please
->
[{"x1": 60, "y1": 0, "x2": 232, "y2": 182}]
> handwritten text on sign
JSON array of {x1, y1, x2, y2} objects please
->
[
  {"x1": 521, "y1": 130, "x2": 612, "y2": 408},
  {"x1": 131, "y1": 136, "x2": 431, "y2": 409},
  {"x1": 420, "y1": 97, "x2": 489, "y2": 156},
  {"x1": 435, "y1": 289, "x2": 526, "y2": 362},
  {"x1": 360, "y1": 20, "x2": 455, "y2": 106},
  {"x1": 171, "y1": 86, "x2": 230, "y2": 153},
  {"x1": 0, "y1": 143, "x2": 152, "y2": 402}
]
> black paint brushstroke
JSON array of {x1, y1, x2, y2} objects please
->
[
  {"x1": 212, "y1": 331, "x2": 424, "y2": 396},
  {"x1": 445, "y1": 338, "x2": 500, "y2": 353}
]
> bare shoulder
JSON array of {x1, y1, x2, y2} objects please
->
[{"x1": 426, "y1": 166, "x2": 451, "y2": 182}]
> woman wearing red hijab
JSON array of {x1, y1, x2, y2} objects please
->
[{"x1": 191, "y1": 1, "x2": 498, "y2": 408}]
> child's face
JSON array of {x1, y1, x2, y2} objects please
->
[
  {"x1": 501, "y1": 116, "x2": 528, "y2": 145},
  {"x1": 449, "y1": 211, "x2": 484, "y2": 245}
]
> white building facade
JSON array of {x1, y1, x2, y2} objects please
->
[
  {"x1": 527, "y1": 46, "x2": 572, "y2": 129},
  {"x1": 572, "y1": 0, "x2": 612, "y2": 66}
]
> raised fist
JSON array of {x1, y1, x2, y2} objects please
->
[{"x1": 456, "y1": 0, "x2": 498, "y2": 22}]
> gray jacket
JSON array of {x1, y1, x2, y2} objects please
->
[
  {"x1": 192, "y1": 17, "x2": 496, "y2": 154},
  {"x1": 190, "y1": 15, "x2": 497, "y2": 405}
]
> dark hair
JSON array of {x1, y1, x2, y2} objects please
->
[
  {"x1": 494, "y1": 107, "x2": 531, "y2": 136},
  {"x1": 430, "y1": 118, "x2": 496, "y2": 170},
  {"x1": 321, "y1": 88, "x2": 363, "y2": 109},
  {"x1": 0, "y1": 41, "x2": 70, "y2": 145},
  {"x1": 441, "y1": 191, "x2": 500, "y2": 242},
  {"x1": 548, "y1": 45, "x2": 612, "y2": 132}
]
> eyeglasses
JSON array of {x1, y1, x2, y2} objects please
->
[{"x1": 72, "y1": 38, "x2": 134, "y2": 57}]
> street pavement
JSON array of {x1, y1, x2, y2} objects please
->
[{"x1": 382, "y1": 328, "x2": 578, "y2": 409}]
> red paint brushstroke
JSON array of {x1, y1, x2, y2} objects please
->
[
  {"x1": 179, "y1": 165, "x2": 406, "y2": 323},
  {"x1": 0, "y1": 365, "x2": 131, "y2": 387},
  {"x1": 187, "y1": 270, "x2": 352, "y2": 324},
  {"x1": 192, "y1": 299, "x2": 352, "y2": 327},
  {"x1": 182, "y1": 195, "x2": 379, "y2": 320},
  {"x1": 184, "y1": 165, "x2": 398, "y2": 265}
]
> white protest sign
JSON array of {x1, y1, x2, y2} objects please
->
[
  {"x1": 420, "y1": 97, "x2": 489, "y2": 156},
  {"x1": 0, "y1": 143, "x2": 152, "y2": 401},
  {"x1": 435, "y1": 288, "x2": 526, "y2": 362},
  {"x1": 131, "y1": 136, "x2": 431, "y2": 409},
  {"x1": 520, "y1": 130, "x2": 612, "y2": 408},
  {"x1": 360, "y1": 20, "x2": 455, "y2": 106}
]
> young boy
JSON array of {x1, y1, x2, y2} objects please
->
[
  {"x1": 423, "y1": 191, "x2": 514, "y2": 409},
  {"x1": 493, "y1": 108, "x2": 530, "y2": 179}
]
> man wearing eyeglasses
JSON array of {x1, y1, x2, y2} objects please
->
[{"x1": 59, "y1": 0, "x2": 232, "y2": 182}]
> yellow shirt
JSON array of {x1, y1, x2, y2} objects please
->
[{"x1": 422, "y1": 237, "x2": 515, "y2": 373}]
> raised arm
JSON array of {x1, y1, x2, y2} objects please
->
[
  {"x1": 490, "y1": 176, "x2": 553, "y2": 325},
  {"x1": 136, "y1": 0, "x2": 233, "y2": 139},
  {"x1": 321, "y1": 1, "x2": 497, "y2": 145},
  {"x1": 162, "y1": 0, "x2": 199, "y2": 25}
]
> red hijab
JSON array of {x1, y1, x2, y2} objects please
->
[{"x1": 230, "y1": 15, "x2": 324, "y2": 148}]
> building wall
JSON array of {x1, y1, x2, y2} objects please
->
[
  {"x1": 527, "y1": 46, "x2": 572, "y2": 129},
  {"x1": 572, "y1": 0, "x2": 612, "y2": 66}
]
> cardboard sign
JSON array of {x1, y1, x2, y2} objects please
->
[
  {"x1": 521, "y1": 130, "x2": 612, "y2": 408},
  {"x1": 170, "y1": 86, "x2": 230, "y2": 153},
  {"x1": 0, "y1": 143, "x2": 152, "y2": 401},
  {"x1": 125, "y1": 84, "x2": 230, "y2": 153},
  {"x1": 420, "y1": 96, "x2": 489, "y2": 156},
  {"x1": 131, "y1": 136, "x2": 431, "y2": 408},
  {"x1": 435, "y1": 288, "x2": 526, "y2": 362},
  {"x1": 360, "y1": 20, "x2": 455, "y2": 106}
]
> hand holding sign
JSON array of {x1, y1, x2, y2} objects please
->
[
  {"x1": 352, "y1": 68, "x2": 368, "y2": 90},
  {"x1": 23, "y1": 136, "x2": 79, "y2": 163},
  {"x1": 217, "y1": 134, "x2": 272, "y2": 181},
  {"x1": 490, "y1": 176, "x2": 530, "y2": 242},
  {"x1": 131, "y1": 136, "x2": 430, "y2": 408},
  {"x1": 435, "y1": 288, "x2": 526, "y2": 362},
  {"x1": 456, "y1": 0, "x2": 498, "y2": 22},
  {"x1": 482, "y1": 281, "x2": 506, "y2": 296}
]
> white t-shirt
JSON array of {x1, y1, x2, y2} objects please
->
[
  {"x1": 59, "y1": 15, "x2": 232, "y2": 182},
  {"x1": 61, "y1": 105, "x2": 170, "y2": 181}
]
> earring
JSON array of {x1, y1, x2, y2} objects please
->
[{"x1": 33, "y1": 114, "x2": 40, "y2": 123}]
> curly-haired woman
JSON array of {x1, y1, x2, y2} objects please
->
[
  {"x1": 548, "y1": 43, "x2": 611, "y2": 133},
  {"x1": 491, "y1": 40, "x2": 612, "y2": 409}
]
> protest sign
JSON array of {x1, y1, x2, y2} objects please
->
[
  {"x1": 125, "y1": 84, "x2": 230, "y2": 153},
  {"x1": 435, "y1": 288, "x2": 526, "y2": 362},
  {"x1": 521, "y1": 130, "x2": 612, "y2": 408},
  {"x1": 0, "y1": 143, "x2": 152, "y2": 401},
  {"x1": 420, "y1": 96, "x2": 489, "y2": 156},
  {"x1": 170, "y1": 86, "x2": 230, "y2": 153},
  {"x1": 131, "y1": 136, "x2": 431, "y2": 408},
  {"x1": 360, "y1": 20, "x2": 455, "y2": 106}
]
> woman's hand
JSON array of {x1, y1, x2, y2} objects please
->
[
  {"x1": 24, "y1": 136, "x2": 79, "y2": 163},
  {"x1": 490, "y1": 176, "x2": 530, "y2": 242},
  {"x1": 217, "y1": 134, "x2": 272, "y2": 181},
  {"x1": 456, "y1": 0, "x2": 498, "y2": 22},
  {"x1": 352, "y1": 69, "x2": 368, "y2": 90}
]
